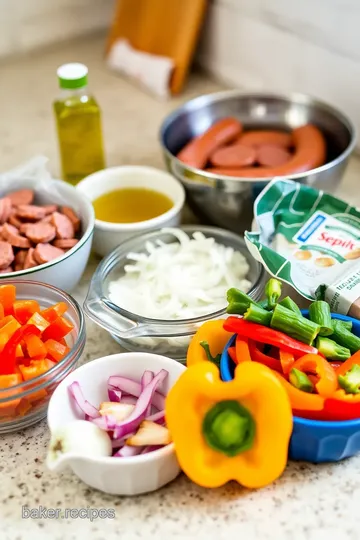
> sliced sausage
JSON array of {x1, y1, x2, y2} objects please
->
[
  {"x1": 53, "y1": 238, "x2": 79, "y2": 250},
  {"x1": 25, "y1": 223, "x2": 56, "y2": 244},
  {"x1": 43, "y1": 204, "x2": 58, "y2": 215},
  {"x1": 15, "y1": 250, "x2": 27, "y2": 268},
  {"x1": 256, "y1": 145, "x2": 292, "y2": 167},
  {"x1": 210, "y1": 142, "x2": 256, "y2": 168},
  {"x1": 1, "y1": 223, "x2": 31, "y2": 249},
  {"x1": 16, "y1": 205, "x2": 46, "y2": 221},
  {"x1": 206, "y1": 124, "x2": 326, "y2": 178},
  {"x1": 51, "y1": 212, "x2": 74, "y2": 239},
  {"x1": 23, "y1": 248, "x2": 38, "y2": 270},
  {"x1": 8, "y1": 213, "x2": 22, "y2": 229},
  {"x1": 239, "y1": 130, "x2": 293, "y2": 148},
  {"x1": 39, "y1": 215, "x2": 53, "y2": 225},
  {"x1": 0, "y1": 266, "x2": 13, "y2": 274},
  {"x1": 34, "y1": 243, "x2": 65, "y2": 264},
  {"x1": 0, "y1": 241, "x2": 14, "y2": 270},
  {"x1": 7, "y1": 189, "x2": 34, "y2": 206},
  {"x1": 0, "y1": 197, "x2": 12, "y2": 224},
  {"x1": 177, "y1": 118, "x2": 243, "y2": 169},
  {"x1": 61, "y1": 207, "x2": 81, "y2": 233}
]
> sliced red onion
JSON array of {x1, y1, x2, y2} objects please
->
[
  {"x1": 108, "y1": 376, "x2": 165, "y2": 410},
  {"x1": 114, "y1": 446, "x2": 143, "y2": 457},
  {"x1": 141, "y1": 445, "x2": 163, "y2": 454},
  {"x1": 68, "y1": 381, "x2": 100, "y2": 419},
  {"x1": 146, "y1": 410, "x2": 165, "y2": 425},
  {"x1": 91, "y1": 414, "x2": 118, "y2": 431},
  {"x1": 112, "y1": 370, "x2": 168, "y2": 439},
  {"x1": 141, "y1": 371, "x2": 154, "y2": 416},
  {"x1": 108, "y1": 387, "x2": 122, "y2": 402},
  {"x1": 119, "y1": 396, "x2": 138, "y2": 406}
]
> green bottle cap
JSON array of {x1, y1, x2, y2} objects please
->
[{"x1": 57, "y1": 63, "x2": 88, "y2": 89}]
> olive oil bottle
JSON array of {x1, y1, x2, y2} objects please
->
[{"x1": 54, "y1": 63, "x2": 105, "y2": 185}]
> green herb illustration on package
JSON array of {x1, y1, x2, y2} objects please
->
[{"x1": 245, "y1": 178, "x2": 360, "y2": 317}]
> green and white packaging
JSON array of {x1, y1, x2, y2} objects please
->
[{"x1": 245, "y1": 178, "x2": 360, "y2": 317}]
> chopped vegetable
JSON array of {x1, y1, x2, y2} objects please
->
[
  {"x1": 316, "y1": 336, "x2": 350, "y2": 361},
  {"x1": 44, "y1": 339, "x2": 70, "y2": 361},
  {"x1": 166, "y1": 361, "x2": 292, "y2": 488},
  {"x1": 108, "y1": 376, "x2": 165, "y2": 411},
  {"x1": 272, "y1": 371, "x2": 325, "y2": 411},
  {"x1": 99, "y1": 402, "x2": 135, "y2": 421},
  {"x1": 68, "y1": 381, "x2": 100, "y2": 419},
  {"x1": 331, "y1": 320, "x2": 360, "y2": 354},
  {"x1": 13, "y1": 300, "x2": 40, "y2": 325},
  {"x1": 200, "y1": 341, "x2": 221, "y2": 366},
  {"x1": 26, "y1": 312, "x2": 50, "y2": 333},
  {"x1": 289, "y1": 368, "x2": 314, "y2": 393},
  {"x1": 41, "y1": 302, "x2": 68, "y2": 323},
  {"x1": 0, "y1": 284, "x2": 16, "y2": 315},
  {"x1": 223, "y1": 317, "x2": 318, "y2": 356},
  {"x1": 235, "y1": 336, "x2": 251, "y2": 364},
  {"x1": 126, "y1": 420, "x2": 171, "y2": 446},
  {"x1": 187, "y1": 320, "x2": 232, "y2": 367},
  {"x1": 278, "y1": 296, "x2": 302, "y2": 315},
  {"x1": 270, "y1": 304, "x2": 320, "y2": 345},
  {"x1": 226, "y1": 288, "x2": 257, "y2": 315},
  {"x1": 243, "y1": 303, "x2": 272, "y2": 326},
  {"x1": 309, "y1": 301, "x2": 333, "y2": 336},
  {"x1": 19, "y1": 359, "x2": 56, "y2": 381},
  {"x1": 24, "y1": 334, "x2": 47, "y2": 359},
  {"x1": 333, "y1": 319, "x2": 352, "y2": 332},
  {"x1": 291, "y1": 354, "x2": 338, "y2": 397},
  {"x1": 265, "y1": 278, "x2": 282, "y2": 308},
  {"x1": 338, "y1": 364, "x2": 360, "y2": 394},
  {"x1": 279, "y1": 350, "x2": 295, "y2": 375},
  {"x1": 42, "y1": 316, "x2": 73, "y2": 341},
  {"x1": 248, "y1": 340, "x2": 281, "y2": 372},
  {"x1": 336, "y1": 350, "x2": 360, "y2": 376},
  {"x1": 0, "y1": 324, "x2": 40, "y2": 375},
  {"x1": 108, "y1": 229, "x2": 251, "y2": 321}
]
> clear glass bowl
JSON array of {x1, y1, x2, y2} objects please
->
[
  {"x1": 84, "y1": 226, "x2": 264, "y2": 361},
  {"x1": 0, "y1": 280, "x2": 85, "y2": 433}
]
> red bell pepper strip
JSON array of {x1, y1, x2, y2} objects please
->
[
  {"x1": 248, "y1": 340, "x2": 282, "y2": 372},
  {"x1": 223, "y1": 318, "x2": 318, "y2": 356},
  {"x1": 235, "y1": 335, "x2": 251, "y2": 364},
  {"x1": 0, "y1": 324, "x2": 41, "y2": 375},
  {"x1": 291, "y1": 354, "x2": 338, "y2": 397},
  {"x1": 279, "y1": 350, "x2": 295, "y2": 375}
]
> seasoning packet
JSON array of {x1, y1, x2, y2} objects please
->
[{"x1": 245, "y1": 178, "x2": 360, "y2": 317}]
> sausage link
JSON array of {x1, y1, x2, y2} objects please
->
[
  {"x1": 177, "y1": 118, "x2": 243, "y2": 169},
  {"x1": 210, "y1": 142, "x2": 256, "y2": 168},
  {"x1": 239, "y1": 130, "x2": 293, "y2": 148},
  {"x1": 256, "y1": 145, "x2": 292, "y2": 167},
  {"x1": 206, "y1": 124, "x2": 326, "y2": 178},
  {"x1": 25, "y1": 223, "x2": 56, "y2": 244}
]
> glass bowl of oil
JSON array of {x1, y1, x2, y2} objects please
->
[
  {"x1": 76, "y1": 166, "x2": 185, "y2": 257},
  {"x1": 83, "y1": 226, "x2": 265, "y2": 362}
]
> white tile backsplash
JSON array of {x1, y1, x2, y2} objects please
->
[
  {"x1": 0, "y1": 0, "x2": 115, "y2": 57},
  {"x1": 199, "y1": 0, "x2": 360, "y2": 138}
]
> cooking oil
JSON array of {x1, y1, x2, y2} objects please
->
[
  {"x1": 93, "y1": 187, "x2": 174, "y2": 223},
  {"x1": 54, "y1": 63, "x2": 105, "y2": 185}
]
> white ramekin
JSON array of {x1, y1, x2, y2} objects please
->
[{"x1": 76, "y1": 166, "x2": 186, "y2": 257}]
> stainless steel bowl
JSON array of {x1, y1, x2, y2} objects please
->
[{"x1": 160, "y1": 91, "x2": 357, "y2": 232}]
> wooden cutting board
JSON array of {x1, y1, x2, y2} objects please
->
[{"x1": 106, "y1": 0, "x2": 207, "y2": 94}]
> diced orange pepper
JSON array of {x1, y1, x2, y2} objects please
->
[
  {"x1": 0, "y1": 317, "x2": 21, "y2": 351},
  {"x1": 42, "y1": 316, "x2": 74, "y2": 341},
  {"x1": 13, "y1": 300, "x2": 40, "y2": 325},
  {"x1": 235, "y1": 336, "x2": 251, "y2": 364},
  {"x1": 292, "y1": 354, "x2": 338, "y2": 397},
  {"x1": 41, "y1": 302, "x2": 67, "y2": 324},
  {"x1": 279, "y1": 350, "x2": 295, "y2": 375},
  {"x1": 26, "y1": 312, "x2": 50, "y2": 334},
  {"x1": 0, "y1": 302, "x2": 4, "y2": 320},
  {"x1": 0, "y1": 284, "x2": 16, "y2": 315},
  {"x1": 273, "y1": 372, "x2": 325, "y2": 411},
  {"x1": 336, "y1": 349, "x2": 360, "y2": 376},
  {"x1": 228, "y1": 346, "x2": 237, "y2": 363},
  {"x1": 27, "y1": 388, "x2": 48, "y2": 403},
  {"x1": 0, "y1": 315, "x2": 18, "y2": 330},
  {"x1": 24, "y1": 334, "x2": 47, "y2": 359},
  {"x1": 16, "y1": 344, "x2": 24, "y2": 358},
  {"x1": 19, "y1": 359, "x2": 56, "y2": 381},
  {"x1": 0, "y1": 373, "x2": 22, "y2": 415},
  {"x1": 44, "y1": 339, "x2": 70, "y2": 362},
  {"x1": 16, "y1": 398, "x2": 32, "y2": 416}
]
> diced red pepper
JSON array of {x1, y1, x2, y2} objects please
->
[
  {"x1": 42, "y1": 316, "x2": 74, "y2": 341},
  {"x1": 41, "y1": 302, "x2": 67, "y2": 324},
  {"x1": 223, "y1": 317, "x2": 318, "y2": 356},
  {"x1": 248, "y1": 340, "x2": 282, "y2": 372},
  {"x1": 24, "y1": 334, "x2": 47, "y2": 359},
  {"x1": 13, "y1": 300, "x2": 40, "y2": 325},
  {"x1": 44, "y1": 339, "x2": 70, "y2": 362}
]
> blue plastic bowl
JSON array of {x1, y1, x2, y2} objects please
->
[{"x1": 220, "y1": 310, "x2": 360, "y2": 463}]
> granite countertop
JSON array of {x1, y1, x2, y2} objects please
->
[{"x1": 1, "y1": 35, "x2": 360, "y2": 540}]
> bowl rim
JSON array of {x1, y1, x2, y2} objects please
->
[
  {"x1": 86, "y1": 225, "x2": 265, "y2": 326},
  {"x1": 0, "y1": 178, "x2": 95, "y2": 278},
  {"x1": 76, "y1": 165, "x2": 186, "y2": 232},
  {"x1": 220, "y1": 311, "x2": 360, "y2": 428},
  {"x1": 159, "y1": 89, "x2": 357, "y2": 183},
  {"x1": 47, "y1": 351, "x2": 185, "y2": 464},
  {"x1": 0, "y1": 279, "x2": 86, "y2": 401}
]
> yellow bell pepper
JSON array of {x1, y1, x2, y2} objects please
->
[
  {"x1": 187, "y1": 320, "x2": 233, "y2": 367},
  {"x1": 166, "y1": 361, "x2": 292, "y2": 489}
]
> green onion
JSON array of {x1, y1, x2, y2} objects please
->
[
  {"x1": 270, "y1": 304, "x2": 320, "y2": 345},
  {"x1": 331, "y1": 320, "x2": 360, "y2": 354},
  {"x1": 244, "y1": 304, "x2": 272, "y2": 326},
  {"x1": 338, "y1": 364, "x2": 360, "y2": 394},
  {"x1": 278, "y1": 296, "x2": 302, "y2": 316},
  {"x1": 289, "y1": 368, "x2": 314, "y2": 393},
  {"x1": 265, "y1": 278, "x2": 282, "y2": 308},
  {"x1": 308, "y1": 301, "x2": 333, "y2": 336},
  {"x1": 226, "y1": 288, "x2": 258, "y2": 315},
  {"x1": 315, "y1": 337, "x2": 351, "y2": 361}
]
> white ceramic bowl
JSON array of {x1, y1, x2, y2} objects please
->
[
  {"x1": 47, "y1": 352, "x2": 186, "y2": 496},
  {"x1": 0, "y1": 178, "x2": 94, "y2": 291},
  {"x1": 76, "y1": 166, "x2": 186, "y2": 257}
]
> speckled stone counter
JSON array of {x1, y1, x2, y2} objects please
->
[{"x1": 2, "y1": 35, "x2": 360, "y2": 540}]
